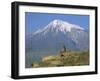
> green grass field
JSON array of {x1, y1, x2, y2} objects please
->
[{"x1": 31, "y1": 50, "x2": 89, "y2": 68}]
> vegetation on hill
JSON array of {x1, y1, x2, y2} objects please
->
[{"x1": 31, "y1": 50, "x2": 89, "y2": 68}]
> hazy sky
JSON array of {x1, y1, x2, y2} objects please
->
[{"x1": 25, "y1": 12, "x2": 89, "y2": 34}]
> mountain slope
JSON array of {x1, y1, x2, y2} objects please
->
[{"x1": 26, "y1": 19, "x2": 89, "y2": 53}]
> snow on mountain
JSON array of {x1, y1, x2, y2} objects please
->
[
  {"x1": 26, "y1": 19, "x2": 89, "y2": 52},
  {"x1": 33, "y1": 19, "x2": 84, "y2": 35}
]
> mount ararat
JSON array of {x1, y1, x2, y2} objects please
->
[{"x1": 26, "y1": 19, "x2": 89, "y2": 53}]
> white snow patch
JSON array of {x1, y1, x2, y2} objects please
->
[{"x1": 33, "y1": 19, "x2": 85, "y2": 35}]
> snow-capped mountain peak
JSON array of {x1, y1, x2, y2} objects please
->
[
  {"x1": 33, "y1": 19, "x2": 84, "y2": 35},
  {"x1": 26, "y1": 19, "x2": 89, "y2": 51}
]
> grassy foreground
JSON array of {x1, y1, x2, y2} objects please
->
[{"x1": 31, "y1": 50, "x2": 89, "y2": 68}]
